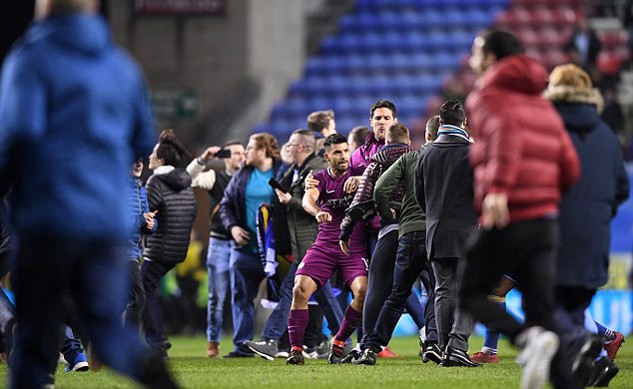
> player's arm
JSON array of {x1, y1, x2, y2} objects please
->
[{"x1": 302, "y1": 186, "x2": 331, "y2": 223}]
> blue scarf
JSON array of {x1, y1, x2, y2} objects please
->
[{"x1": 437, "y1": 124, "x2": 470, "y2": 142}]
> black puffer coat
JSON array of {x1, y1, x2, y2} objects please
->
[{"x1": 144, "y1": 167, "x2": 197, "y2": 266}]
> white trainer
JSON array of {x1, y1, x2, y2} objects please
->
[{"x1": 515, "y1": 326, "x2": 559, "y2": 389}]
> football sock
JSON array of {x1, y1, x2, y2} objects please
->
[
  {"x1": 288, "y1": 308, "x2": 309, "y2": 349},
  {"x1": 334, "y1": 305, "x2": 362, "y2": 342},
  {"x1": 482, "y1": 297, "x2": 505, "y2": 353}
]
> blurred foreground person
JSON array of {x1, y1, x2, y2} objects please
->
[
  {"x1": 0, "y1": 0, "x2": 178, "y2": 387},
  {"x1": 459, "y1": 30, "x2": 580, "y2": 389},
  {"x1": 544, "y1": 63, "x2": 628, "y2": 387}
]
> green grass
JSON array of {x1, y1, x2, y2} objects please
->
[{"x1": 0, "y1": 335, "x2": 630, "y2": 388}]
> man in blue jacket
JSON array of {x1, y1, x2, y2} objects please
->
[
  {"x1": 124, "y1": 158, "x2": 157, "y2": 330},
  {"x1": 0, "y1": 0, "x2": 177, "y2": 387}
]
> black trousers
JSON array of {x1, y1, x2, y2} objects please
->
[
  {"x1": 366, "y1": 230, "x2": 435, "y2": 350},
  {"x1": 459, "y1": 218, "x2": 559, "y2": 343},
  {"x1": 124, "y1": 259, "x2": 146, "y2": 331}
]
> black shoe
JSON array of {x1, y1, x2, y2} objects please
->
[
  {"x1": 441, "y1": 346, "x2": 482, "y2": 367},
  {"x1": 327, "y1": 338, "x2": 346, "y2": 364},
  {"x1": 139, "y1": 350, "x2": 180, "y2": 389},
  {"x1": 422, "y1": 342, "x2": 443, "y2": 365},
  {"x1": 573, "y1": 335, "x2": 603, "y2": 387},
  {"x1": 223, "y1": 350, "x2": 255, "y2": 358},
  {"x1": 340, "y1": 349, "x2": 360, "y2": 364},
  {"x1": 352, "y1": 348, "x2": 378, "y2": 365},
  {"x1": 588, "y1": 356, "x2": 619, "y2": 387},
  {"x1": 286, "y1": 348, "x2": 305, "y2": 365}
]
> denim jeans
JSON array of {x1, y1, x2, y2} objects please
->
[
  {"x1": 230, "y1": 246, "x2": 266, "y2": 353},
  {"x1": 11, "y1": 237, "x2": 148, "y2": 388},
  {"x1": 207, "y1": 237, "x2": 231, "y2": 342},
  {"x1": 60, "y1": 326, "x2": 84, "y2": 365},
  {"x1": 141, "y1": 260, "x2": 173, "y2": 348}
]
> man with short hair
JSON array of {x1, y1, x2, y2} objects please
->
[
  {"x1": 307, "y1": 110, "x2": 336, "y2": 137},
  {"x1": 307, "y1": 110, "x2": 337, "y2": 157},
  {"x1": 347, "y1": 126, "x2": 371, "y2": 154},
  {"x1": 459, "y1": 30, "x2": 580, "y2": 389},
  {"x1": 286, "y1": 134, "x2": 368, "y2": 365},
  {"x1": 350, "y1": 100, "x2": 397, "y2": 173},
  {"x1": 187, "y1": 140, "x2": 245, "y2": 358},
  {"x1": 0, "y1": 0, "x2": 178, "y2": 387}
]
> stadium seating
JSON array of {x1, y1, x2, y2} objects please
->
[{"x1": 255, "y1": 0, "x2": 511, "y2": 144}]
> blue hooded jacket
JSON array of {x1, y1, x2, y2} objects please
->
[
  {"x1": 128, "y1": 177, "x2": 156, "y2": 261},
  {"x1": 0, "y1": 14, "x2": 155, "y2": 239}
]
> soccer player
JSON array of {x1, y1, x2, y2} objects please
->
[{"x1": 286, "y1": 133, "x2": 368, "y2": 365}]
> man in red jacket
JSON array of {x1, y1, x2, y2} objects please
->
[{"x1": 458, "y1": 30, "x2": 580, "y2": 389}]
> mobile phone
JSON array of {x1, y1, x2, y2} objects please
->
[
  {"x1": 216, "y1": 149, "x2": 232, "y2": 159},
  {"x1": 268, "y1": 178, "x2": 289, "y2": 194}
]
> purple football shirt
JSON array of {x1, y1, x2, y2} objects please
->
[{"x1": 313, "y1": 168, "x2": 365, "y2": 252}]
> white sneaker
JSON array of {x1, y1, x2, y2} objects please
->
[{"x1": 516, "y1": 326, "x2": 559, "y2": 389}]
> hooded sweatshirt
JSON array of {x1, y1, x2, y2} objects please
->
[
  {"x1": 467, "y1": 55, "x2": 580, "y2": 224},
  {"x1": 0, "y1": 14, "x2": 155, "y2": 239},
  {"x1": 144, "y1": 166, "x2": 197, "y2": 265}
]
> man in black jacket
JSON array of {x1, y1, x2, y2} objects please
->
[{"x1": 415, "y1": 100, "x2": 479, "y2": 367}]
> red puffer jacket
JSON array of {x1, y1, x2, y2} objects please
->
[{"x1": 466, "y1": 55, "x2": 580, "y2": 224}]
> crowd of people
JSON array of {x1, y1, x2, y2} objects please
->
[{"x1": 0, "y1": 1, "x2": 630, "y2": 389}]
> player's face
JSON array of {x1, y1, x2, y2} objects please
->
[
  {"x1": 370, "y1": 108, "x2": 395, "y2": 141},
  {"x1": 325, "y1": 142, "x2": 350, "y2": 174}
]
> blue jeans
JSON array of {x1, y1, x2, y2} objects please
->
[
  {"x1": 60, "y1": 326, "x2": 84, "y2": 365},
  {"x1": 262, "y1": 262, "x2": 344, "y2": 341},
  {"x1": 230, "y1": 246, "x2": 266, "y2": 353},
  {"x1": 11, "y1": 237, "x2": 148, "y2": 388},
  {"x1": 207, "y1": 237, "x2": 231, "y2": 342}
]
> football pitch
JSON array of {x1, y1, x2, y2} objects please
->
[{"x1": 0, "y1": 335, "x2": 630, "y2": 388}]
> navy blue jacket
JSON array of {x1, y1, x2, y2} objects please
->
[
  {"x1": 0, "y1": 14, "x2": 155, "y2": 239},
  {"x1": 220, "y1": 159, "x2": 286, "y2": 253},
  {"x1": 555, "y1": 102, "x2": 629, "y2": 289}
]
